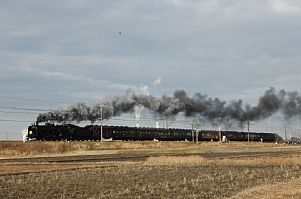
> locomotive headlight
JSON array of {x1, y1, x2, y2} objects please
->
[{"x1": 29, "y1": 131, "x2": 33, "y2": 135}]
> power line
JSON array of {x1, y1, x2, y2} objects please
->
[
  {"x1": 0, "y1": 96, "x2": 71, "y2": 104},
  {"x1": 0, "y1": 119, "x2": 33, "y2": 123},
  {"x1": 0, "y1": 110, "x2": 39, "y2": 115},
  {"x1": 0, "y1": 106, "x2": 54, "y2": 112}
]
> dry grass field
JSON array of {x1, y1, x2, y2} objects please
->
[{"x1": 1, "y1": 141, "x2": 301, "y2": 198}]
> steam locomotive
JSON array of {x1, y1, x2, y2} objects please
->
[{"x1": 26, "y1": 123, "x2": 281, "y2": 142}]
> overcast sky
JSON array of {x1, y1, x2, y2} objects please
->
[{"x1": 1, "y1": 0, "x2": 301, "y2": 139}]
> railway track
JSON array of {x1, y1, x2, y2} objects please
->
[
  {"x1": 0, "y1": 154, "x2": 151, "y2": 163},
  {"x1": 1, "y1": 150, "x2": 301, "y2": 164},
  {"x1": 202, "y1": 151, "x2": 301, "y2": 159}
]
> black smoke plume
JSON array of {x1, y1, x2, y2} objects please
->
[{"x1": 37, "y1": 88, "x2": 301, "y2": 124}]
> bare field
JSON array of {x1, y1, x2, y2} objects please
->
[
  {"x1": 0, "y1": 163, "x2": 123, "y2": 175},
  {"x1": 1, "y1": 141, "x2": 301, "y2": 198},
  {"x1": 1, "y1": 163, "x2": 301, "y2": 199}
]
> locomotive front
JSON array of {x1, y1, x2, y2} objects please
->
[{"x1": 27, "y1": 124, "x2": 37, "y2": 141}]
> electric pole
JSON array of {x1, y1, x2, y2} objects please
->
[
  {"x1": 165, "y1": 115, "x2": 169, "y2": 129},
  {"x1": 285, "y1": 123, "x2": 287, "y2": 141},
  {"x1": 247, "y1": 121, "x2": 250, "y2": 142},
  {"x1": 99, "y1": 105, "x2": 103, "y2": 141},
  {"x1": 189, "y1": 117, "x2": 201, "y2": 143},
  {"x1": 191, "y1": 124, "x2": 194, "y2": 142}
]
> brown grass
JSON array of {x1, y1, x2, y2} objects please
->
[
  {"x1": 79, "y1": 141, "x2": 197, "y2": 150},
  {"x1": 145, "y1": 155, "x2": 207, "y2": 165},
  {"x1": 2, "y1": 141, "x2": 300, "y2": 158},
  {"x1": 0, "y1": 141, "x2": 201, "y2": 157},
  {"x1": 145, "y1": 155, "x2": 301, "y2": 167},
  {"x1": 228, "y1": 177, "x2": 301, "y2": 199},
  {"x1": 0, "y1": 142, "x2": 76, "y2": 157}
]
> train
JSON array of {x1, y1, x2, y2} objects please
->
[{"x1": 26, "y1": 123, "x2": 282, "y2": 142}]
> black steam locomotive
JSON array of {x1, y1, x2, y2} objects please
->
[{"x1": 26, "y1": 123, "x2": 281, "y2": 142}]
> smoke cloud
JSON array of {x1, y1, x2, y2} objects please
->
[
  {"x1": 37, "y1": 88, "x2": 301, "y2": 124},
  {"x1": 152, "y1": 77, "x2": 162, "y2": 86}
]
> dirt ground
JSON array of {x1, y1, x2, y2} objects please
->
[
  {"x1": 1, "y1": 141, "x2": 301, "y2": 198},
  {"x1": 1, "y1": 164, "x2": 301, "y2": 199}
]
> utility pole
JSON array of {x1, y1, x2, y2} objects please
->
[
  {"x1": 247, "y1": 121, "x2": 250, "y2": 143},
  {"x1": 298, "y1": 88, "x2": 301, "y2": 139},
  {"x1": 192, "y1": 116, "x2": 201, "y2": 144},
  {"x1": 285, "y1": 123, "x2": 287, "y2": 141},
  {"x1": 219, "y1": 126, "x2": 221, "y2": 142},
  {"x1": 99, "y1": 105, "x2": 103, "y2": 141},
  {"x1": 191, "y1": 124, "x2": 194, "y2": 142},
  {"x1": 165, "y1": 115, "x2": 169, "y2": 129}
]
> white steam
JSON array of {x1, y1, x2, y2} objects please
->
[
  {"x1": 152, "y1": 77, "x2": 162, "y2": 86},
  {"x1": 21, "y1": 128, "x2": 28, "y2": 143},
  {"x1": 134, "y1": 104, "x2": 144, "y2": 127},
  {"x1": 140, "y1": 84, "x2": 150, "y2": 96}
]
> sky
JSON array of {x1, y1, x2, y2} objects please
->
[{"x1": 1, "y1": 0, "x2": 301, "y2": 140}]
